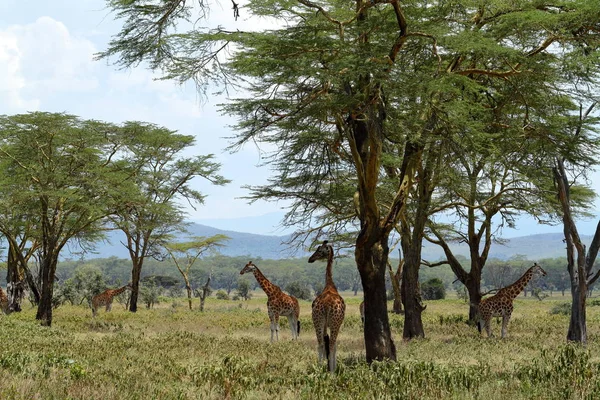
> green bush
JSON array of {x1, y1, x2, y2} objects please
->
[
  {"x1": 421, "y1": 278, "x2": 446, "y2": 300},
  {"x1": 285, "y1": 281, "x2": 312, "y2": 301},
  {"x1": 215, "y1": 290, "x2": 229, "y2": 300},
  {"x1": 549, "y1": 302, "x2": 571, "y2": 315}
]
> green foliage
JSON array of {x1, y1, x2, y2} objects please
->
[
  {"x1": 549, "y1": 302, "x2": 571, "y2": 316},
  {"x1": 421, "y1": 278, "x2": 446, "y2": 300},
  {"x1": 215, "y1": 290, "x2": 229, "y2": 300},
  {"x1": 284, "y1": 281, "x2": 312, "y2": 301},
  {"x1": 140, "y1": 278, "x2": 161, "y2": 309},
  {"x1": 235, "y1": 279, "x2": 252, "y2": 301}
]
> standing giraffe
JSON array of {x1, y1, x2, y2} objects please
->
[
  {"x1": 240, "y1": 261, "x2": 300, "y2": 342},
  {"x1": 308, "y1": 240, "x2": 346, "y2": 373},
  {"x1": 91, "y1": 283, "x2": 133, "y2": 317},
  {"x1": 476, "y1": 263, "x2": 546, "y2": 338}
]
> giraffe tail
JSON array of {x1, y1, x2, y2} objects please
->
[
  {"x1": 324, "y1": 333, "x2": 331, "y2": 369},
  {"x1": 297, "y1": 321, "x2": 301, "y2": 336}
]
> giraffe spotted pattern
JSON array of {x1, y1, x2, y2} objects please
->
[
  {"x1": 477, "y1": 263, "x2": 546, "y2": 338},
  {"x1": 309, "y1": 240, "x2": 345, "y2": 374},
  {"x1": 91, "y1": 283, "x2": 132, "y2": 317},
  {"x1": 240, "y1": 261, "x2": 300, "y2": 342}
]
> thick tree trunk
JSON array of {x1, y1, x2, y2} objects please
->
[
  {"x1": 567, "y1": 283, "x2": 587, "y2": 342},
  {"x1": 129, "y1": 259, "x2": 143, "y2": 312},
  {"x1": 356, "y1": 239, "x2": 396, "y2": 363},
  {"x1": 465, "y1": 274, "x2": 482, "y2": 322},
  {"x1": 401, "y1": 249, "x2": 425, "y2": 339},
  {"x1": 36, "y1": 254, "x2": 58, "y2": 327}
]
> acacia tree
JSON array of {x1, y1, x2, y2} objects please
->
[
  {"x1": 551, "y1": 103, "x2": 600, "y2": 343},
  {"x1": 100, "y1": 0, "x2": 600, "y2": 355},
  {"x1": 164, "y1": 235, "x2": 229, "y2": 309},
  {"x1": 111, "y1": 122, "x2": 229, "y2": 312},
  {"x1": 0, "y1": 112, "x2": 127, "y2": 326}
]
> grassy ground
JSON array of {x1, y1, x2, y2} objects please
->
[{"x1": 0, "y1": 292, "x2": 599, "y2": 399}]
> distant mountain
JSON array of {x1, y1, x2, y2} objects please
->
[
  {"x1": 68, "y1": 223, "x2": 586, "y2": 261},
  {"x1": 76, "y1": 223, "x2": 305, "y2": 260}
]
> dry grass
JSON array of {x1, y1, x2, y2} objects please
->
[{"x1": 0, "y1": 292, "x2": 598, "y2": 399}]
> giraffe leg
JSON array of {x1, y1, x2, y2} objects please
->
[
  {"x1": 328, "y1": 323, "x2": 343, "y2": 374},
  {"x1": 312, "y1": 316, "x2": 326, "y2": 364},
  {"x1": 287, "y1": 315, "x2": 297, "y2": 339},
  {"x1": 484, "y1": 318, "x2": 492, "y2": 337},
  {"x1": 106, "y1": 300, "x2": 113, "y2": 312},
  {"x1": 501, "y1": 313, "x2": 511, "y2": 339}
]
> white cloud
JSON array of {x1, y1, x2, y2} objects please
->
[
  {"x1": 0, "y1": 16, "x2": 99, "y2": 113},
  {"x1": 0, "y1": 32, "x2": 40, "y2": 112}
]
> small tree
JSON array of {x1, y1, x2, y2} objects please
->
[
  {"x1": 236, "y1": 279, "x2": 252, "y2": 301},
  {"x1": 421, "y1": 278, "x2": 446, "y2": 301},
  {"x1": 285, "y1": 281, "x2": 312, "y2": 301},
  {"x1": 164, "y1": 235, "x2": 229, "y2": 310}
]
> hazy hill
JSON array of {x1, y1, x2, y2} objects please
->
[{"x1": 72, "y1": 224, "x2": 587, "y2": 261}]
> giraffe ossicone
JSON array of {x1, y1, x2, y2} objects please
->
[
  {"x1": 476, "y1": 263, "x2": 546, "y2": 338},
  {"x1": 240, "y1": 261, "x2": 300, "y2": 342},
  {"x1": 308, "y1": 240, "x2": 346, "y2": 374}
]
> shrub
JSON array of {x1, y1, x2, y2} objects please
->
[
  {"x1": 215, "y1": 290, "x2": 229, "y2": 300},
  {"x1": 549, "y1": 302, "x2": 571, "y2": 315},
  {"x1": 236, "y1": 280, "x2": 252, "y2": 301},
  {"x1": 285, "y1": 281, "x2": 312, "y2": 301},
  {"x1": 421, "y1": 278, "x2": 446, "y2": 300}
]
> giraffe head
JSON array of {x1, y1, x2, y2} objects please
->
[
  {"x1": 240, "y1": 261, "x2": 258, "y2": 275},
  {"x1": 530, "y1": 262, "x2": 547, "y2": 277},
  {"x1": 308, "y1": 240, "x2": 332, "y2": 263},
  {"x1": 125, "y1": 282, "x2": 133, "y2": 290}
]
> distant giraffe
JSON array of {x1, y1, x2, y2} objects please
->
[
  {"x1": 240, "y1": 261, "x2": 300, "y2": 342},
  {"x1": 0, "y1": 287, "x2": 7, "y2": 314},
  {"x1": 308, "y1": 240, "x2": 346, "y2": 373},
  {"x1": 476, "y1": 263, "x2": 546, "y2": 338},
  {"x1": 91, "y1": 283, "x2": 132, "y2": 317}
]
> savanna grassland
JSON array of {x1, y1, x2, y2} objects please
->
[{"x1": 0, "y1": 293, "x2": 599, "y2": 400}]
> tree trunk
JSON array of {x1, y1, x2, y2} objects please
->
[
  {"x1": 129, "y1": 258, "x2": 143, "y2": 312},
  {"x1": 568, "y1": 281, "x2": 587, "y2": 342},
  {"x1": 465, "y1": 275, "x2": 482, "y2": 322},
  {"x1": 388, "y1": 258, "x2": 403, "y2": 314},
  {"x1": 183, "y1": 274, "x2": 193, "y2": 310},
  {"x1": 6, "y1": 247, "x2": 23, "y2": 313},
  {"x1": 356, "y1": 239, "x2": 396, "y2": 363},
  {"x1": 401, "y1": 248, "x2": 425, "y2": 338},
  {"x1": 200, "y1": 273, "x2": 211, "y2": 312},
  {"x1": 36, "y1": 253, "x2": 58, "y2": 326}
]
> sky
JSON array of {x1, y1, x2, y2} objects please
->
[{"x1": 0, "y1": 0, "x2": 599, "y2": 238}]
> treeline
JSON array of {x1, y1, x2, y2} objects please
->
[{"x1": 23, "y1": 254, "x2": 584, "y2": 302}]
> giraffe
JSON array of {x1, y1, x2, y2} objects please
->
[
  {"x1": 91, "y1": 283, "x2": 133, "y2": 317},
  {"x1": 476, "y1": 263, "x2": 546, "y2": 338},
  {"x1": 0, "y1": 287, "x2": 8, "y2": 314},
  {"x1": 308, "y1": 240, "x2": 346, "y2": 374},
  {"x1": 240, "y1": 261, "x2": 300, "y2": 342}
]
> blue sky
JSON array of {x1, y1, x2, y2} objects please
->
[{"x1": 1, "y1": 1, "x2": 598, "y2": 238}]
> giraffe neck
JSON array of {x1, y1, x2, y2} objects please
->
[
  {"x1": 503, "y1": 270, "x2": 534, "y2": 300},
  {"x1": 112, "y1": 285, "x2": 130, "y2": 297},
  {"x1": 325, "y1": 245, "x2": 336, "y2": 289},
  {"x1": 252, "y1": 267, "x2": 278, "y2": 297}
]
